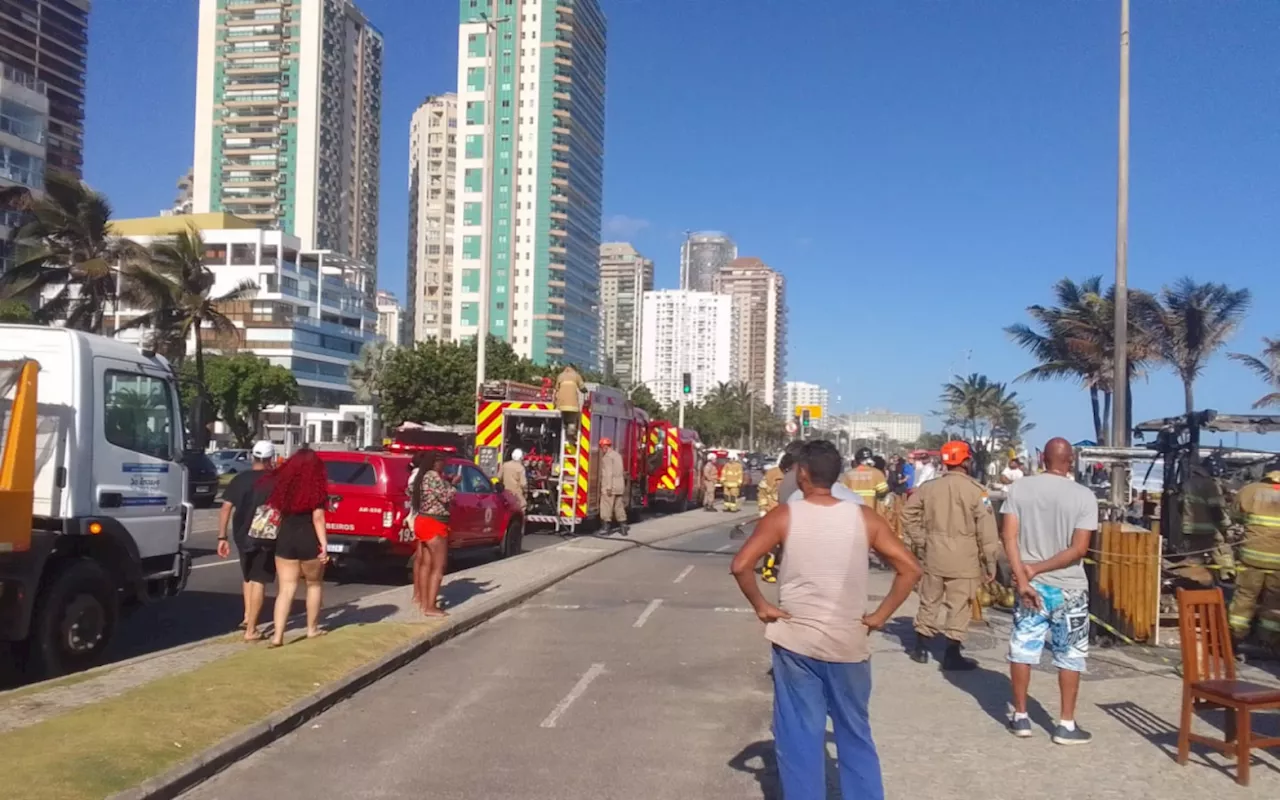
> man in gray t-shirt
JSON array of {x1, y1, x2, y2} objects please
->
[{"x1": 1000, "y1": 437, "x2": 1098, "y2": 747}]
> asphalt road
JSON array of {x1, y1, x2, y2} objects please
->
[
  {"x1": 103, "y1": 508, "x2": 571, "y2": 667},
  {"x1": 181, "y1": 521, "x2": 777, "y2": 800}
]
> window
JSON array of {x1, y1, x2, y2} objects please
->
[
  {"x1": 324, "y1": 459, "x2": 377, "y2": 486},
  {"x1": 104, "y1": 372, "x2": 175, "y2": 461},
  {"x1": 459, "y1": 464, "x2": 493, "y2": 494}
]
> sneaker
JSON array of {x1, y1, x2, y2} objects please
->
[
  {"x1": 1051, "y1": 724, "x2": 1092, "y2": 746},
  {"x1": 1008, "y1": 717, "x2": 1033, "y2": 738}
]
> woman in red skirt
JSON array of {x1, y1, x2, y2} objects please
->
[{"x1": 410, "y1": 452, "x2": 458, "y2": 616}]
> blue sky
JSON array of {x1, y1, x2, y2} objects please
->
[{"x1": 83, "y1": 0, "x2": 1279, "y2": 443}]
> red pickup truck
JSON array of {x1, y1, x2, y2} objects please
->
[{"x1": 317, "y1": 451, "x2": 525, "y2": 567}]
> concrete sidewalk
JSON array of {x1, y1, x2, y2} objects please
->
[{"x1": 871, "y1": 567, "x2": 1280, "y2": 798}]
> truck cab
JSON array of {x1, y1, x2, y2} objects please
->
[{"x1": 0, "y1": 326, "x2": 191, "y2": 678}]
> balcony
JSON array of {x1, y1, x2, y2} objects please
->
[
  {"x1": 0, "y1": 114, "x2": 45, "y2": 145},
  {"x1": 222, "y1": 194, "x2": 276, "y2": 206},
  {"x1": 225, "y1": 63, "x2": 282, "y2": 76}
]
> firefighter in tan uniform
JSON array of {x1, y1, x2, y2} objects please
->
[
  {"x1": 903, "y1": 440, "x2": 999, "y2": 670},
  {"x1": 721, "y1": 455, "x2": 745, "y2": 512},
  {"x1": 554, "y1": 365, "x2": 586, "y2": 436},
  {"x1": 757, "y1": 463, "x2": 784, "y2": 518},
  {"x1": 1175, "y1": 456, "x2": 1236, "y2": 583},
  {"x1": 498, "y1": 449, "x2": 528, "y2": 511},
  {"x1": 701, "y1": 459, "x2": 720, "y2": 511},
  {"x1": 598, "y1": 437, "x2": 629, "y2": 536},
  {"x1": 841, "y1": 447, "x2": 890, "y2": 513},
  {"x1": 1227, "y1": 458, "x2": 1280, "y2": 651}
]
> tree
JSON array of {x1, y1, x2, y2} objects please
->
[
  {"x1": 939, "y1": 373, "x2": 1000, "y2": 441},
  {"x1": 119, "y1": 226, "x2": 256, "y2": 447},
  {"x1": 1228, "y1": 337, "x2": 1280, "y2": 409},
  {"x1": 349, "y1": 340, "x2": 396, "y2": 405},
  {"x1": 380, "y1": 336, "x2": 538, "y2": 427},
  {"x1": 628, "y1": 383, "x2": 663, "y2": 418},
  {"x1": 189, "y1": 354, "x2": 299, "y2": 447},
  {"x1": 913, "y1": 431, "x2": 954, "y2": 451},
  {"x1": 1006, "y1": 276, "x2": 1158, "y2": 443},
  {"x1": 0, "y1": 298, "x2": 33, "y2": 323},
  {"x1": 1142, "y1": 278, "x2": 1251, "y2": 415},
  {"x1": 0, "y1": 171, "x2": 146, "y2": 332}
]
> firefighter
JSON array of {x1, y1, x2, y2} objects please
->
[
  {"x1": 701, "y1": 458, "x2": 720, "y2": 511},
  {"x1": 598, "y1": 437, "x2": 628, "y2": 536},
  {"x1": 1227, "y1": 458, "x2": 1280, "y2": 651},
  {"x1": 1177, "y1": 455, "x2": 1236, "y2": 583},
  {"x1": 757, "y1": 461, "x2": 784, "y2": 518},
  {"x1": 720, "y1": 455, "x2": 745, "y2": 512},
  {"x1": 903, "y1": 440, "x2": 999, "y2": 670},
  {"x1": 841, "y1": 447, "x2": 891, "y2": 512},
  {"x1": 554, "y1": 365, "x2": 586, "y2": 436},
  {"x1": 498, "y1": 448, "x2": 528, "y2": 511}
]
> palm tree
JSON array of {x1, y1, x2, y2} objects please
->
[
  {"x1": 1006, "y1": 276, "x2": 1158, "y2": 444},
  {"x1": 1228, "y1": 337, "x2": 1280, "y2": 409},
  {"x1": 939, "y1": 373, "x2": 1002, "y2": 441},
  {"x1": 119, "y1": 227, "x2": 256, "y2": 448},
  {"x1": 0, "y1": 171, "x2": 146, "y2": 332},
  {"x1": 1142, "y1": 278, "x2": 1251, "y2": 415}
]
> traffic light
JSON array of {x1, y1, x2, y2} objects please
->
[
  {"x1": 801, "y1": 408, "x2": 811, "y2": 433},
  {"x1": 681, "y1": 372, "x2": 692, "y2": 395}
]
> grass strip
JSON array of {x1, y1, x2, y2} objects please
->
[{"x1": 3, "y1": 622, "x2": 432, "y2": 800}]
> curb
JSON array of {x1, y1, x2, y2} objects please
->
[{"x1": 108, "y1": 511, "x2": 753, "y2": 800}]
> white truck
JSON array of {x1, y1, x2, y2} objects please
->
[{"x1": 0, "y1": 326, "x2": 192, "y2": 678}]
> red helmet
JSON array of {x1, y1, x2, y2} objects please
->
[
  {"x1": 600, "y1": 437, "x2": 613, "y2": 447},
  {"x1": 940, "y1": 440, "x2": 972, "y2": 467}
]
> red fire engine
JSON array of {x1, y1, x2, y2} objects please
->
[
  {"x1": 474, "y1": 380, "x2": 650, "y2": 532},
  {"x1": 646, "y1": 420, "x2": 701, "y2": 510}
]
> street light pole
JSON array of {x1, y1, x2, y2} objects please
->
[
  {"x1": 1110, "y1": 0, "x2": 1131, "y2": 507},
  {"x1": 475, "y1": 0, "x2": 502, "y2": 392},
  {"x1": 748, "y1": 386, "x2": 755, "y2": 451}
]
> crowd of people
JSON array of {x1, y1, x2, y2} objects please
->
[{"x1": 731, "y1": 435, "x2": 1101, "y2": 799}]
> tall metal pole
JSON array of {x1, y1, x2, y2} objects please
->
[
  {"x1": 678, "y1": 397, "x2": 685, "y2": 430},
  {"x1": 475, "y1": 1, "x2": 499, "y2": 391},
  {"x1": 1110, "y1": 0, "x2": 1131, "y2": 508},
  {"x1": 747, "y1": 387, "x2": 755, "y2": 451}
]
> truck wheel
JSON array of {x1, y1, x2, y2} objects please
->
[
  {"x1": 501, "y1": 519, "x2": 524, "y2": 559},
  {"x1": 27, "y1": 559, "x2": 119, "y2": 679}
]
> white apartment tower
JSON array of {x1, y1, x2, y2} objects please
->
[
  {"x1": 640, "y1": 290, "x2": 731, "y2": 407},
  {"x1": 452, "y1": 0, "x2": 607, "y2": 366},
  {"x1": 784, "y1": 381, "x2": 830, "y2": 423},
  {"x1": 714, "y1": 256, "x2": 786, "y2": 410},
  {"x1": 406, "y1": 93, "x2": 457, "y2": 343},
  {"x1": 192, "y1": 0, "x2": 383, "y2": 264},
  {"x1": 598, "y1": 242, "x2": 653, "y2": 385}
]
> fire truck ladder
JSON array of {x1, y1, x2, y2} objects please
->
[{"x1": 558, "y1": 432, "x2": 580, "y2": 532}]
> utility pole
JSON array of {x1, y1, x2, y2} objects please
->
[
  {"x1": 474, "y1": 0, "x2": 503, "y2": 391},
  {"x1": 747, "y1": 385, "x2": 755, "y2": 451},
  {"x1": 1110, "y1": 0, "x2": 1131, "y2": 508}
]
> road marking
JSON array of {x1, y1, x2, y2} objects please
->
[
  {"x1": 525, "y1": 603, "x2": 582, "y2": 610},
  {"x1": 714, "y1": 607, "x2": 754, "y2": 613},
  {"x1": 714, "y1": 542, "x2": 736, "y2": 553},
  {"x1": 673, "y1": 565, "x2": 695, "y2": 584},
  {"x1": 192, "y1": 560, "x2": 237, "y2": 570},
  {"x1": 540, "y1": 662, "x2": 605, "y2": 728},
  {"x1": 632, "y1": 598, "x2": 663, "y2": 628}
]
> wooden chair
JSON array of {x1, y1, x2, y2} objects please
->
[{"x1": 1176, "y1": 588, "x2": 1280, "y2": 786}]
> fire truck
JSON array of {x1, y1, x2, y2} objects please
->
[
  {"x1": 647, "y1": 420, "x2": 701, "y2": 510},
  {"x1": 474, "y1": 380, "x2": 650, "y2": 532}
]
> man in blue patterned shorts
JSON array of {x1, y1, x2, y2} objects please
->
[{"x1": 1000, "y1": 437, "x2": 1098, "y2": 745}]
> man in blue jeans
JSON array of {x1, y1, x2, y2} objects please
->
[{"x1": 731, "y1": 440, "x2": 921, "y2": 799}]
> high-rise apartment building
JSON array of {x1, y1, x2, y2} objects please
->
[
  {"x1": 680, "y1": 231, "x2": 735, "y2": 292},
  {"x1": 639, "y1": 290, "x2": 731, "y2": 407},
  {"x1": 0, "y1": 0, "x2": 88, "y2": 176},
  {"x1": 0, "y1": 64, "x2": 47, "y2": 271},
  {"x1": 375, "y1": 289, "x2": 403, "y2": 346},
  {"x1": 837, "y1": 411, "x2": 923, "y2": 444},
  {"x1": 406, "y1": 93, "x2": 457, "y2": 343},
  {"x1": 783, "y1": 381, "x2": 830, "y2": 424},
  {"x1": 714, "y1": 256, "x2": 785, "y2": 410},
  {"x1": 598, "y1": 242, "x2": 652, "y2": 385},
  {"x1": 452, "y1": 0, "x2": 606, "y2": 366},
  {"x1": 192, "y1": 0, "x2": 383, "y2": 264}
]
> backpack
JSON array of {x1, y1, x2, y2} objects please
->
[{"x1": 248, "y1": 503, "x2": 281, "y2": 540}]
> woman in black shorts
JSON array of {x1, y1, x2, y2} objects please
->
[{"x1": 267, "y1": 447, "x2": 332, "y2": 647}]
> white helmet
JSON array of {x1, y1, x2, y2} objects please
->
[{"x1": 511, "y1": 448, "x2": 524, "y2": 461}]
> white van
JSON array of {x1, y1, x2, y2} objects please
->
[{"x1": 0, "y1": 326, "x2": 192, "y2": 677}]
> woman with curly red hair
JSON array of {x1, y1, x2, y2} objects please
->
[{"x1": 266, "y1": 447, "x2": 331, "y2": 646}]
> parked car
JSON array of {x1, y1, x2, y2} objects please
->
[
  {"x1": 210, "y1": 448, "x2": 251, "y2": 476},
  {"x1": 182, "y1": 450, "x2": 220, "y2": 508},
  {"x1": 316, "y1": 451, "x2": 525, "y2": 569}
]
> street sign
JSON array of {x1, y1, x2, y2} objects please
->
[
  {"x1": 794, "y1": 404, "x2": 822, "y2": 420},
  {"x1": 784, "y1": 420, "x2": 798, "y2": 435}
]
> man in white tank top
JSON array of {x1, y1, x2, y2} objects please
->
[{"x1": 731, "y1": 440, "x2": 922, "y2": 800}]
